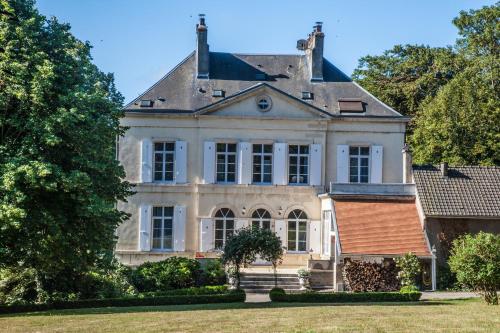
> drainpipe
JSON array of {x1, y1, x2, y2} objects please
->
[{"x1": 431, "y1": 246, "x2": 437, "y2": 291}]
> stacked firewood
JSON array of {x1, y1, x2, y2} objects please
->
[{"x1": 342, "y1": 260, "x2": 400, "y2": 292}]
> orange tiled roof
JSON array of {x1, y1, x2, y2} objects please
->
[{"x1": 334, "y1": 200, "x2": 431, "y2": 256}]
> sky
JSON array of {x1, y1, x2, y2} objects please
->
[{"x1": 37, "y1": 0, "x2": 496, "y2": 104}]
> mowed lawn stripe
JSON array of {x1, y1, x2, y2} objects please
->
[{"x1": 1, "y1": 299, "x2": 499, "y2": 333}]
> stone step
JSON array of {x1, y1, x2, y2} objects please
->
[
  {"x1": 240, "y1": 276, "x2": 298, "y2": 282},
  {"x1": 240, "y1": 282, "x2": 300, "y2": 288},
  {"x1": 240, "y1": 274, "x2": 297, "y2": 279}
]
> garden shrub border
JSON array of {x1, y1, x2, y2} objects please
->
[
  {"x1": 0, "y1": 289, "x2": 245, "y2": 314},
  {"x1": 269, "y1": 288, "x2": 421, "y2": 302}
]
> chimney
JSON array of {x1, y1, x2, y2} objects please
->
[
  {"x1": 440, "y1": 162, "x2": 449, "y2": 177},
  {"x1": 402, "y1": 144, "x2": 413, "y2": 184},
  {"x1": 306, "y1": 22, "x2": 324, "y2": 82},
  {"x1": 196, "y1": 14, "x2": 209, "y2": 79}
]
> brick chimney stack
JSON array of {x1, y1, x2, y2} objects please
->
[
  {"x1": 306, "y1": 22, "x2": 324, "y2": 82},
  {"x1": 196, "y1": 14, "x2": 209, "y2": 79},
  {"x1": 440, "y1": 162, "x2": 449, "y2": 177}
]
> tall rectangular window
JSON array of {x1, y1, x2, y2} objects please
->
[
  {"x1": 349, "y1": 146, "x2": 370, "y2": 183},
  {"x1": 288, "y1": 144, "x2": 309, "y2": 184},
  {"x1": 216, "y1": 143, "x2": 237, "y2": 183},
  {"x1": 154, "y1": 142, "x2": 175, "y2": 182},
  {"x1": 152, "y1": 206, "x2": 173, "y2": 250},
  {"x1": 252, "y1": 144, "x2": 273, "y2": 184}
]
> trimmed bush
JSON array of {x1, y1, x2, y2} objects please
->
[
  {"x1": 138, "y1": 285, "x2": 228, "y2": 298},
  {"x1": 0, "y1": 289, "x2": 245, "y2": 314},
  {"x1": 269, "y1": 287, "x2": 286, "y2": 302},
  {"x1": 131, "y1": 257, "x2": 201, "y2": 292},
  {"x1": 269, "y1": 291, "x2": 421, "y2": 303}
]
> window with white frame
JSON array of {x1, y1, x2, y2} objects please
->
[
  {"x1": 251, "y1": 208, "x2": 271, "y2": 230},
  {"x1": 288, "y1": 145, "x2": 309, "y2": 184},
  {"x1": 252, "y1": 144, "x2": 272, "y2": 184},
  {"x1": 349, "y1": 146, "x2": 370, "y2": 183},
  {"x1": 216, "y1": 143, "x2": 237, "y2": 183},
  {"x1": 154, "y1": 142, "x2": 175, "y2": 182},
  {"x1": 152, "y1": 206, "x2": 173, "y2": 250},
  {"x1": 287, "y1": 209, "x2": 307, "y2": 252},
  {"x1": 214, "y1": 208, "x2": 235, "y2": 249}
]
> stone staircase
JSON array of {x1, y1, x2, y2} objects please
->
[{"x1": 240, "y1": 272, "x2": 301, "y2": 294}]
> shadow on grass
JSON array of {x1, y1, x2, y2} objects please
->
[{"x1": 1, "y1": 299, "x2": 464, "y2": 318}]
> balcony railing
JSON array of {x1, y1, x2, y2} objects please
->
[{"x1": 329, "y1": 182, "x2": 415, "y2": 196}]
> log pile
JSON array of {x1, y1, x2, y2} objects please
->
[{"x1": 343, "y1": 260, "x2": 400, "y2": 292}]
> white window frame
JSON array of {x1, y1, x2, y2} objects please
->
[
  {"x1": 153, "y1": 141, "x2": 175, "y2": 182},
  {"x1": 151, "y1": 206, "x2": 174, "y2": 251},
  {"x1": 216, "y1": 143, "x2": 237, "y2": 184},
  {"x1": 251, "y1": 208, "x2": 272, "y2": 230},
  {"x1": 288, "y1": 144, "x2": 309, "y2": 185},
  {"x1": 287, "y1": 210, "x2": 308, "y2": 252},
  {"x1": 252, "y1": 144, "x2": 273, "y2": 184},
  {"x1": 349, "y1": 146, "x2": 370, "y2": 183},
  {"x1": 214, "y1": 208, "x2": 235, "y2": 249}
]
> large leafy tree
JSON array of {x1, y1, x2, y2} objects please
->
[
  {"x1": 353, "y1": 3, "x2": 499, "y2": 165},
  {"x1": 0, "y1": 0, "x2": 131, "y2": 295}
]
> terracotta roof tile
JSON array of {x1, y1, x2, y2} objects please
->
[{"x1": 334, "y1": 200, "x2": 430, "y2": 256}]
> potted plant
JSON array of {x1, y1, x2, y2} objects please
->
[
  {"x1": 226, "y1": 266, "x2": 239, "y2": 290},
  {"x1": 297, "y1": 268, "x2": 311, "y2": 290}
]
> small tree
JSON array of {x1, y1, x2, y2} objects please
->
[
  {"x1": 395, "y1": 253, "x2": 421, "y2": 289},
  {"x1": 448, "y1": 232, "x2": 500, "y2": 305},
  {"x1": 253, "y1": 228, "x2": 283, "y2": 287},
  {"x1": 221, "y1": 227, "x2": 283, "y2": 288}
]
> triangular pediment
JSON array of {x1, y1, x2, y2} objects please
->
[{"x1": 195, "y1": 84, "x2": 329, "y2": 119}]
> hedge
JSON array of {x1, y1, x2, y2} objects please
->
[
  {"x1": 0, "y1": 289, "x2": 245, "y2": 314},
  {"x1": 138, "y1": 285, "x2": 228, "y2": 298},
  {"x1": 269, "y1": 288, "x2": 421, "y2": 302}
]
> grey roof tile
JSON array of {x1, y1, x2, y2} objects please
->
[
  {"x1": 413, "y1": 165, "x2": 500, "y2": 217},
  {"x1": 124, "y1": 52, "x2": 404, "y2": 118}
]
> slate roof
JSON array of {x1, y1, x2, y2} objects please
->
[
  {"x1": 413, "y1": 165, "x2": 500, "y2": 217},
  {"x1": 124, "y1": 52, "x2": 404, "y2": 118},
  {"x1": 334, "y1": 199, "x2": 431, "y2": 256}
]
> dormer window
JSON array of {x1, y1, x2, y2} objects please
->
[
  {"x1": 140, "y1": 99, "x2": 153, "y2": 107},
  {"x1": 212, "y1": 89, "x2": 225, "y2": 97},
  {"x1": 338, "y1": 99, "x2": 365, "y2": 113},
  {"x1": 302, "y1": 92, "x2": 313, "y2": 100}
]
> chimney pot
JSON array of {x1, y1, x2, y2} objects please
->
[{"x1": 440, "y1": 162, "x2": 449, "y2": 177}]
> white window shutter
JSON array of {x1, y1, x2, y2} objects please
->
[
  {"x1": 322, "y1": 211, "x2": 332, "y2": 257},
  {"x1": 175, "y1": 141, "x2": 187, "y2": 184},
  {"x1": 309, "y1": 220, "x2": 321, "y2": 254},
  {"x1": 203, "y1": 142, "x2": 215, "y2": 184},
  {"x1": 274, "y1": 219, "x2": 287, "y2": 248},
  {"x1": 237, "y1": 142, "x2": 252, "y2": 185},
  {"x1": 140, "y1": 139, "x2": 152, "y2": 183},
  {"x1": 273, "y1": 143, "x2": 287, "y2": 185},
  {"x1": 200, "y1": 218, "x2": 214, "y2": 252},
  {"x1": 310, "y1": 143, "x2": 322, "y2": 186},
  {"x1": 173, "y1": 205, "x2": 186, "y2": 252},
  {"x1": 336, "y1": 145, "x2": 349, "y2": 183},
  {"x1": 138, "y1": 204, "x2": 151, "y2": 251},
  {"x1": 235, "y1": 219, "x2": 248, "y2": 231},
  {"x1": 370, "y1": 145, "x2": 383, "y2": 184}
]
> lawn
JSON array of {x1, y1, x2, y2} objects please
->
[{"x1": 1, "y1": 299, "x2": 499, "y2": 333}]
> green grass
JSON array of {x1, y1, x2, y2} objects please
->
[{"x1": 1, "y1": 299, "x2": 499, "y2": 332}]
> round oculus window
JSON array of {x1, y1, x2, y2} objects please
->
[{"x1": 256, "y1": 95, "x2": 272, "y2": 112}]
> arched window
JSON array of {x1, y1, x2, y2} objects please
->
[
  {"x1": 214, "y1": 208, "x2": 235, "y2": 249},
  {"x1": 287, "y1": 209, "x2": 308, "y2": 252},
  {"x1": 251, "y1": 208, "x2": 271, "y2": 230}
]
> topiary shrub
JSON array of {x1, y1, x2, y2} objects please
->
[
  {"x1": 269, "y1": 287, "x2": 286, "y2": 301},
  {"x1": 131, "y1": 257, "x2": 201, "y2": 292},
  {"x1": 448, "y1": 232, "x2": 500, "y2": 305},
  {"x1": 199, "y1": 259, "x2": 226, "y2": 286}
]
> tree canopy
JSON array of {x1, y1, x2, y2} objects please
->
[
  {"x1": 0, "y1": 0, "x2": 131, "y2": 298},
  {"x1": 353, "y1": 3, "x2": 499, "y2": 165}
]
